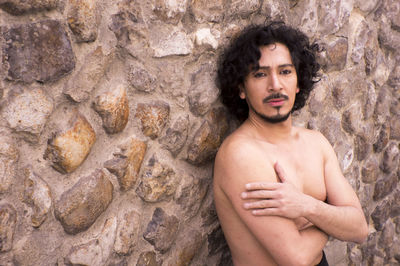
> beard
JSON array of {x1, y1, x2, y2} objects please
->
[{"x1": 247, "y1": 99, "x2": 291, "y2": 124}]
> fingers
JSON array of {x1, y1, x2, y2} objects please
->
[
  {"x1": 241, "y1": 189, "x2": 280, "y2": 199},
  {"x1": 245, "y1": 182, "x2": 281, "y2": 191},
  {"x1": 243, "y1": 200, "x2": 280, "y2": 210}
]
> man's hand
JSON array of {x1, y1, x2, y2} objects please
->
[{"x1": 241, "y1": 162, "x2": 315, "y2": 219}]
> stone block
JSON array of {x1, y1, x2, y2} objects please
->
[
  {"x1": 64, "y1": 46, "x2": 111, "y2": 103},
  {"x1": 371, "y1": 198, "x2": 391, "y2": 231},
  {"x1": 149, "y1": 25, "x2": 193, "y2": 57},
  {"x1": 166, "y1": 230, "x2": 203, "y2": 266},
  {"x1": 380, "y1": 142, "x2": 400, "y2": 173},
  {"x1": 54, "y1": 169, "x2": 113, "y2": 234},
  {"x1": 136, "y1": 155, "x2": 176, "y2": 203},
  {"x1": 153, "y1": 0, "x2": 187, "y2": 24},
  {"x1": 317, "y1": 0, "x2": 352, "y2": 35},
  {"x1": 0, "y1": 135, "x2": 18, "y2": 193},
  {"x1": 128, "y1": 64, "x2": 157, "y2": 93},
  {"x1": 159, "y1": 115, "x2": 189, "y2": 157},
  {"x1": 65, "y1": 217, "x2": 117, "y2": 266},
  {"x1": 104, "y1": 137, "x2": 147, "y2": 191},
  {"x1": 187, "y1": 107, "x2": 229, "y2": 165},
  {"x1": 93, "y1": 85, "x2": 129, "y2": 134},
  {"x1": 191, "y1": 0, "x2": 226, "y2": 23},
  {"x1": 0, "y1": 204, "x2": 17, "y2": 252},
  {"x1": 229, "y1": 0, "x2": 261, "y2": 18},
  {"x1": 194, "y1": 28, "x2": 219, "y2": 50},
  {"x1": 114, "y1": 209, "x2": 140, "y2": 255},
  {"x1": 23, "y1": 167, "x2": 52, "y2": 228},
  {"x1": 67, "y1": 0, "x2": 99, "y2": 42},
  {"x1": 0, "y1": 0, "x2": 58, "y2": 15},
  {"x1": 44, "y1": 109, "x2": 96, "y2": 174},
  {"x1": 188, "y1": 65, "x2": 219, "y2": 116},
  {"x1": 143, "y1": 208, "x2": 179, "y2": 253},
  {"x1": 136, "y1": 251, "x2": 159, "y2": 266},
  {"x1": 323, "y1": 37, "x2": 348, "y2": 72},
  {"x1": 135, "y1": 101, "x2": 170, "y2": 139},
  {"x1": 373, "y1": 173, "x2": 397, "y2": 201},
  {"x1": 2, "y1": 88, "x2": 53, "y2": 143},
  {"x1": 361, "y1": 157, "x2": 379, "y2": 184},
  {"x1": 174, "y1": 175, "x2": 208, "y2": 219},
  {"x1": 2, "y1": 20, "x2": 75, "y2": 83}
]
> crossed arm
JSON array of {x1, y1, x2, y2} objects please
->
[
  {"x1": 214, "y1": 140, "x2": 329, "y2": 266},
  {"x1": 241, "y1": 137, "x2": 369, "y2": 244}
]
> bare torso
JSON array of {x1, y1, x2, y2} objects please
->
[{"x1": 213, "y1": 125, "x2": 328, "y2": 266}]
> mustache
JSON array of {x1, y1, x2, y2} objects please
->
[{"x1": 263, "y1": 93, "x2": 289, "y2": 103}]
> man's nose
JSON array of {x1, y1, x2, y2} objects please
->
[{"x1": 268, "y1": 73, "x2": 282, "y2": 91}]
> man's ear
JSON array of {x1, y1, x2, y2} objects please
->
[
  {"x1": 296, "y1": 87, "x2": 300, "y2": 93},
  {"x1": 239, "y1": 84, "x2": 246, "y2": 99}
]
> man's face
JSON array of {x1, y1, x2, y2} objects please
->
[{"x1": 240, "y1": 43, "x2": 299, "y2": 124}]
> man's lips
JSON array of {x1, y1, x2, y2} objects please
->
[{"x1": 266, "y1": 98, "x2": 286, "y2": 106}]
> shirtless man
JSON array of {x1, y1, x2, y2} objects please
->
[{"x1": 213, "y1": 22, "x2": 368, "y2": 266}]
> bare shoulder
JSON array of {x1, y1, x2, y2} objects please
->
[
  {"x1": 295, "y1": 127, "x2": 333, "y2": 155},
  {"x1": 214, "y1": 131, "x2": 276, "y2": 191}
]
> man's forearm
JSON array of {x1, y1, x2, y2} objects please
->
[{"x1": 305, "y1": 197, "x2": 368, "y2": 243}]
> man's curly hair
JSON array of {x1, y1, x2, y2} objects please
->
[{"x1": 217, "y1": 22, "x2": 320, "y2": 123}]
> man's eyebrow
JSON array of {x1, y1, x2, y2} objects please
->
[{"x1": 254, "y1": 64, "x2": 295, "y2": 71}]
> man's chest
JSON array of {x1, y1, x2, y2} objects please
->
[{"x1": 273, "y1": 148, "x2": 327, "y2": 201}]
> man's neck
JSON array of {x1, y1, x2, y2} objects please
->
[{"x1": 245, "y1": 114, "x2": 295, "y2": 144}]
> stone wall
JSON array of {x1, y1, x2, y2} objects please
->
[{"x1": 0, "y1": 0, "x2": 399, "y2": 265}]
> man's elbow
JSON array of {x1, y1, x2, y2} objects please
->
[{"x1": 354, "y1": 223, "x2": 369, "y2": 244}]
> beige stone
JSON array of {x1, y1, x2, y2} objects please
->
[
  {"x1": 54, "y1": 169, "x2": 113, "y2": 234},
  {"x1": 93, "y1": 85, "x2": 129, "y2": 134},
  {"x1": 135, "y1": 101, "x2": 170, "y2": 139},
  {"x1": 44, "y1": 109, "x2": 96, "y2": 174},
  {"x1": 23, "y1": 167, "x2": 52, "y2": 228},
  {"x1": 0, "y1": 135, "x2": 18, "y2": 193},
  {"x1": 67, "y1": 0, "x2": 99, "y2": 42}
]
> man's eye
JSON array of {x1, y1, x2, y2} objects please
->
[
  {"x1": 281, "y1": 69, "x2": 292, "y2": 75},
  {"x1": 254, "y1": 72, "x2": 266, "y2": 78}
]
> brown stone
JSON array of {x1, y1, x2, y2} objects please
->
[
  {"x1": 2, "y1": 20, "x2": 75, "y2": 83},
  {"x1": 380, "y1": 142, "x2": 400, "y2": 173},
  {"x1": 64, "y1": 46, "x2": 111, "y2": 103},
  {"x1": 388, "y1": 64, "x2": 400, "y2": 88},
  {"x1": 341, "y1": 103, "x2": 362, "y2": 134},
  {"x1": 67, "y1": 0, "x2": 99, "y2": 42},
  {"x1": 373, "y1": 173, "x2": 397, "y2": 201},
  {"x1": 136, "y1": 155, "x2": 176, "y2": 203},
  {"x1": 104, "y1": 138, "x2": 147, "y2": 191},
  {"x1": 187, "y1": 107, "x2": 229, "y2": 165},
  {"x1": 143, "y1": 208, "x2": 179, "y2": 253},
  {"x1": 361, "y1": 81, "x2": 377, "y2": 120},
  {"x1": 23, "y1": 167, "x2": 52, "y2": 228},
  {"x1": 361, "y1": 157, "x2": 379, "y2": 184},
  {"x1": 44, "y1": 109, "x2": 96, "y2": 174},
  {"x1": 128, "y1": 64, "x2": 157, "y2": 93},
  {"x1": 374, "y1": 85, "x2": 392, "y2": 125},
  {"x1": 65, "y1": 217, "x2": 117, "y2": 265},
  {"x1": 228, "y1": 0, "x2": 261, "y2": 18},
  {"x1": 191, "y1": 0, "x2": 226, "y2": 23},
  {"x1": 318, "y1": 0, "x2": 351, "y2": 35},
  {"x1": 0, "y1": 204, "x2": 17, "y2": 252},
  {"x1": 93, "y1": 85, "x2": 129, "y2": 134},
  {"x1": 135, "y1": 101, "x2": 170, "y2": 139},
  {"x1": 188, "y1": 65, "x2": 219, "y2": 116},
  {"x1": 175, "y1": 175, "x2": 208, "y2": 219},
  {"x1": 351, "y1": 20, "x2": 370, "y2": 64},
  {"x1": 136, "y1": 251, "x2": 159, "y2": 266},
  {"x1": 2, "y1": 88, "x2": 53, "y2": 143},
  {"x1": 373, "y1": 122, "x2": 390, "y2": 153},
  {"x1": 167, "y1": 230, "x2": 203, "y2": 266},
  {"x1": 323, "y1": 37, "x2": 348, "y2": 72},
  {"x1": 114, "y1": 209, "x2": 140, "y2": 255},
  {"x1": 371, "y1": 198, "x2": 391, "y2": 231},
  {"x1": 0, "y1": 0, "x2": 58, "y2": 15},
  {"x1": 331, "y1": 77, "x2": 354, "y2": 110},
  {"x1": 153, "y1": 0, "x2": 187, "y2": 24},
  {"x1": 54, "y1": 169, "x2": 113, "y2": 234},
  {"x1": 159, "y1": 115, "x2": 189, "y2": 157},
  {"x1": 378, "y1": 21, "x2": 400, "y2": 52},
  {"x1": 390, "y1": 189, "x2": 400, "y2": 218},
  {"x1": 0, "y1": 134, "x2": 19, "y2": 193},
  {"x1": 355, "y1": 135, "x2": 371, "y2": 161}
]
